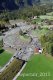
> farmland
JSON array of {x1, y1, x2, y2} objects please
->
[{"x1": 0, "y1": 58, "x2": 24, "y2": 80}]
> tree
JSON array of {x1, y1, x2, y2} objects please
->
[
  {"x1": 40, "y1": 31, "x2": 53, "y2": 56},
  {"x1": 0, "y1": 39, "x2": 3, "y2": 48}
]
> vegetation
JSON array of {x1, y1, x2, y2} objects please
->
[
  {"x1": 0, "y1": 4, "x2": 53, "y2": 22},
  {"x1": 40, "y1": 31, "x2": 53, "y2": 55},
  {"x1": 32, "y1": 28, "x2": 49, "y2": 38},
  {"x1": 0, "y1": 49, "x2": 12, "y2": 67},
  {"x1": 0, "y1": 2, "x2": 53, "y2": 80},
  {"x1": 17, "y1": 54, "x2": 53, "y2": 80},
  {"x1": 19, "y1": 35, "x2": 30, "y2": 42},
  {"x1": 19, "y1": 30, "x2": 30, "y2": 42},
  {"x1": 40, "y1": 15, "x2": 53, "y2": 20},
  {"x1": 0, "y1": 39, "x2": 3, "y2": 48},
  {"x1": 0, "y1": 58, "x2": 24, "y2": 80}
]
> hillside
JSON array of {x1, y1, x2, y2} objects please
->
[
  {"x1": 0, "y1": 0, "x2": 53, "y2": 10},
  {"x1": 40, "y1": 0, "x2": 53, "y2": 4}
]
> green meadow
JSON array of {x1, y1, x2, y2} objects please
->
[
  {"x1": 17, "y1": 54, "x2": 53, "y2": 80},
  {"x1": 32, "y1": 28, "x2": 49, "y2": 38},
  {"x1": 40, "y1": 15, "x2": 53, "y2": 20},
  {"x1": 0, "y1": 50, "x2": 12, "y2": 67}
]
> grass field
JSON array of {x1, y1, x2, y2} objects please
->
[
  {"x1": 32, "y1": 12, "x2": 53, "y2": 24},
  {"x1": 32, "y1": 28, "x2": 49, "y2": 38},
  {"x1": 17, "y1": 54, "x2": 53, "y2": 80},
  {"x1": 40, "y1": 15, "x2": 53, "y2": 20},
  {"x1": 46, "y1": 12, "x2": 53, "y2": 16},
  {"x1": 19, "y1": 35, "x2": 30, "y2": 42},
  {"x1": 0, "y1": 50, "x2": 12, "y2": 67},
  {"x1": 32, "y1": 18, "x2": 41, "y2": 24}
]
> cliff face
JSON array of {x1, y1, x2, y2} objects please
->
[{"x1": 0, "y1": 0, "x2": 53, "y2": 10}]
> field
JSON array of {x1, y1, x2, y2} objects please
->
[
  {"x1": 17, "y1": 54, "x2": 53, "y2": 80},
  {"x1": 46, "y1": 12, "x2": 53, "y2": 16},
  {"x1": 32, "y1": 12, "x2": 53, "y2": 25},
  {"x1": 40, "y1": 15, "x2": 53, "y2": 20},
  {"x1": 0, "y1": 49, "x2": 12, "y2": 67},
  {"x1": 32, "y1": 18, "x2": 41, "y2": 24},
  {"x1": 31, "y1": 28, "x2": 49, "y2": 38},
  {"x1": 19, "y1": 35, "x2": 30, "y2": 42},
  {"x1": 0, "y1": 58, "x2": 24, "y2": 80}
]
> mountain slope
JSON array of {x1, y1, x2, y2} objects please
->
[{"x1": 0, "y1": 0, "x2": 53, "y2": 10}]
